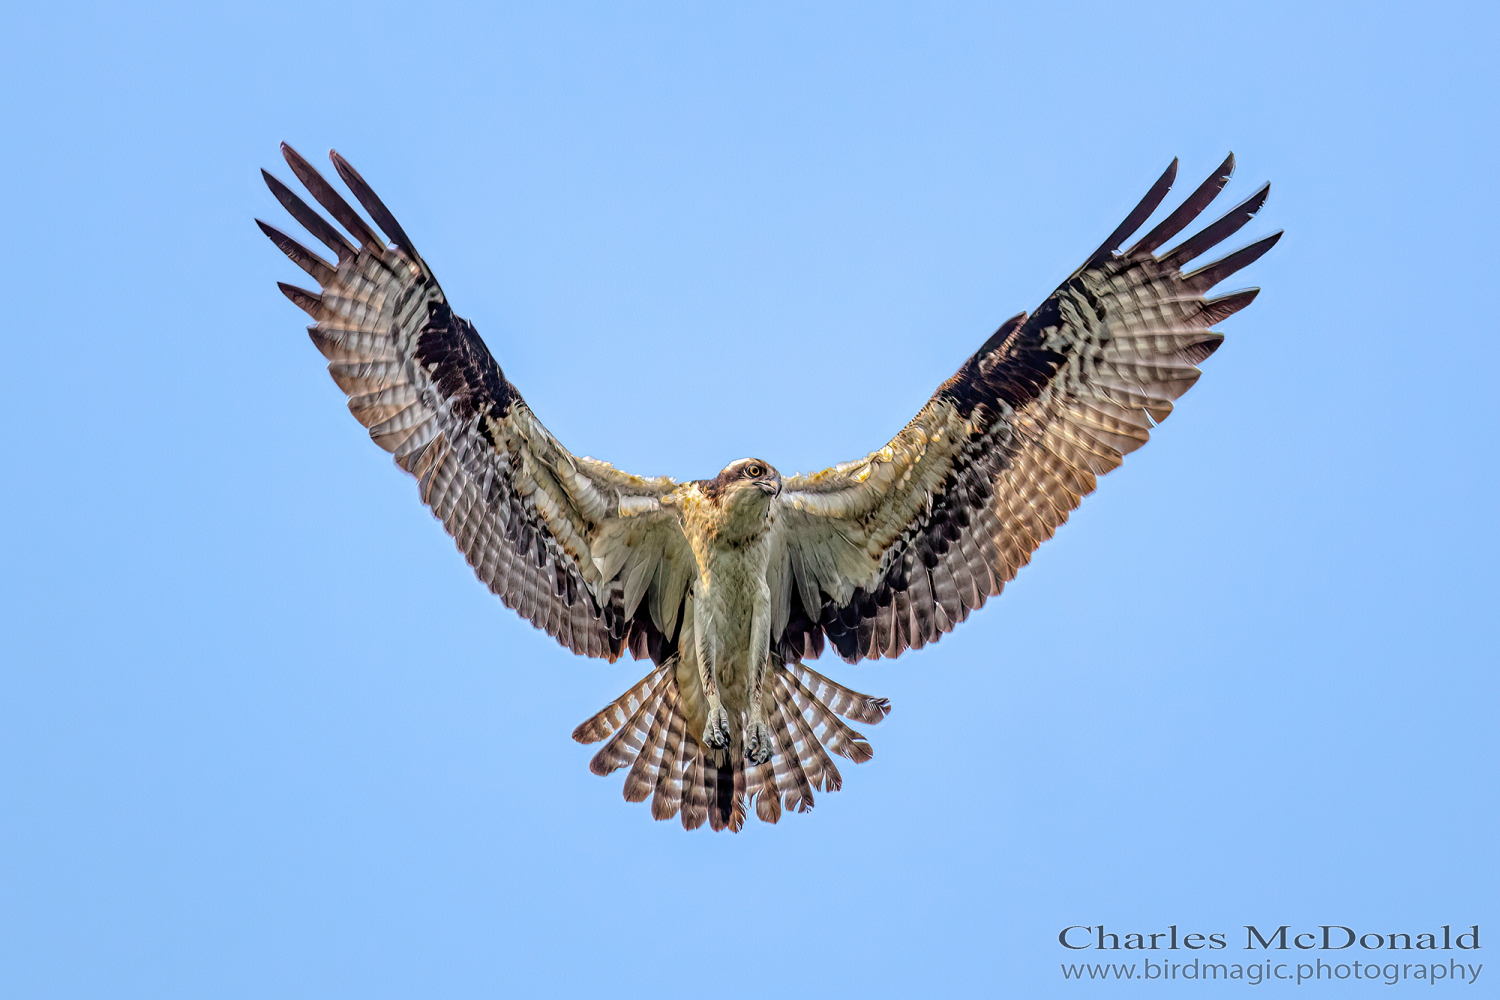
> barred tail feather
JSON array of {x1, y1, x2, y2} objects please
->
[
  {"x1": 650, "y1": 697, "x2": 691, "y2": 821},
  {"x1": 572, "y1": 665, "x2": 670, "y2": 745},
  {"x1": 703, "y1": 749, "x2": 746, "y2": 833},
  {"x1": 768, "y1": 697, "x2": 816, "y2": 813},
  {"x1": 587, "y1": 680, "x2": 668, "y2": 777},
  {"x1": 778, "y1": 667, "x2": 878, "y2": 763},
  {"x1": 681, "y1": 748, "x2": 710, "y2": 830},
  {"x1": 772, "y1": 671, "x2": 845, "y2": 792},
  {"x1": 784, "y1": 661, "x2": 892, "y2": 726},
  {"x1": 622, "y1": 681, "x2": 677, "y2": 803},
  {"x1": 575, "y1": 661, "x2": 889, "y2": 831},
  {"x1": 747, "y1": 758, "x2": 781, "y2": 824}
]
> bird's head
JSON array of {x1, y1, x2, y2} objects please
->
[{"x1": 705, "y1": 458, "x2": 782, "y2": 510}]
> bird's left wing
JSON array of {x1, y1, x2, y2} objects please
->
[
  {"x1": 774, "y1": 155, "x2": 1279, "y2": 664},
  {"x1": 259, "y1": 145, "x2": 693, "y2": 663}
]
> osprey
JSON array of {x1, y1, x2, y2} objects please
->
[{"x1": 260, "y1": 145, "x2": 1278, "y2": 831}]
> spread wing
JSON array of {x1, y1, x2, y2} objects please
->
[
  {"x1": 259, "y1": 144, "x2": 694, "y2": 663},
  {"x1": 774, "y1": 154, "x2": 1279, "y2": 664}
]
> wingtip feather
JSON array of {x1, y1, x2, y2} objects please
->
[
  {"x1": 1183, "y1": 230, "x2": 1283, "y2": 290},
  {"x1": 277, "y1": 281, "x2": 322, "y2": 317},
  {"x1": 257, "y1": 219, "x2": 335, "y2": 285},
  {"x1": 1087, "y1": 157, "x2": 1179, "y2": 265},
  {"x1": 280, "y1": 142, "x2": 384, "y2": 251},
  {"x1": 262, "y1": 166, "x2": 358, "y2": 263},
  {"x1": 1199, "y1": 287, "x2": 1261, "y2": 325},
  {"x1": 1128, "y1": 152, "x2": 1238, "y2": 257},
  {"x1": 329, "y1": 149, "x2": 417, "y2": 254},
  {"x1": 1162, "y1": 181, "x2": 1272, "y2": 267}
]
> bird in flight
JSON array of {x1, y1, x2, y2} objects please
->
[{"x1": 260, "y1": 145, "x2": 1278, "y2": 832}]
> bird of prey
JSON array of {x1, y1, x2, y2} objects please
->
[{"x1": 260, "y1": 144, "x2": 1278, "y2": 832}]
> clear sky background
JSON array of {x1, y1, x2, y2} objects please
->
[{"x1": 2, "y1": 2, "x2": 1495, "y2": 997}]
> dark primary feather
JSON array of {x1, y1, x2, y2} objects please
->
[
  {"x1": 1161, "y1": 182, "x2": 1271, "y2": 267},
  {"x1": 277, "y1": 281, "x2": 321, "y2": 318},
  {"x1": 1184, "y1": 231, "x2": 1283, "y2": 290},
  {"x1": 1086, "y1": 157, "x2": 1178, "y2": 265},
  {"x1": 330, "y1": 150, "x2": 418, "y2": 255},
  {"x1": 1129, "y1": 152, "x2": 1235, "y2": 255},
  {"x1": 257, "y1": 220, "x2": 335, "y2": 285},
  {"x1": 280, "y1": 143, "x2": 385, "y2": 251},
  {"x1": 262, "y1": 168, "x2": 357, "y2": 263}
]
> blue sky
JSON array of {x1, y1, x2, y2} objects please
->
[{"x1": 1, "y1": 2, "x2": 1495, "y2": 996}]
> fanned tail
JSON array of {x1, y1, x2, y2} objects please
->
[{"x1": 573, "y1": 659, "x2": 889, "y2": 832}]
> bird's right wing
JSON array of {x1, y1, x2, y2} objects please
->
[{"x1": 259, "y1": 144, "x2": 695, "y2": 663}]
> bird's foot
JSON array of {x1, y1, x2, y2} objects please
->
[
  {"x1": 702, "y1": 704, "x2": 732, "y2": 750},
  {"x1": 744, "y1": 718, "x2": 775, "y2": 765}
]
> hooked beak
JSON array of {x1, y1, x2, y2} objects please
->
[{"x1": 758, "y1": 480, "x2": 781, "y2": 498}]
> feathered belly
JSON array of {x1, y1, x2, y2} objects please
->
[
  {"x1": 673, "y1": 545, "x2": 768, "y2": 734},
  {"x1": 698, "y1": 581, "x2": 756, "y2": 708}
]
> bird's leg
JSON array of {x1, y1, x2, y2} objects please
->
[
  {"x1": 694, "y1": 605, "x2": 730, "y2": 750},
  {"x1": 743, "y1": 588, "x2": 775, "y2": 765}
]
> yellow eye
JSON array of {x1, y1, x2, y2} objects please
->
[{"x1": 745, "y1": 464, "x2": 763, "y2": 477}]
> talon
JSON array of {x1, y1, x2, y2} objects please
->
[
  {"x1": 744, "y1": 720, "x2": 775, "y2": 765},
  {"x1": 702, "y1": 705, "x2": 731, "y2": 749}
]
